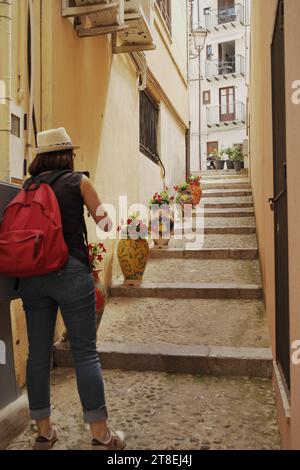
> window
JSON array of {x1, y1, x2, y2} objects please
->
[
  {"x1": 219, "y1": 86, "x2": 235, "y2": 121},
  {"x1": 140, "y1": 90, "x2": 160, "y2": 164},
  {"x1": 207, "y1": 141, "x2": 219, "y2": 157},
  {"x1": 203, "y1": 91, "x2": 211, "y2": 105},
  {"x1": 11, "y1": 114, "x2": 20, "y2": 138},
  {"x1": 206, "y1": 45, "x2": 213, "y2": 60},
  {"x1": 156, "y1": 0, "x2": 172, "y2": 33}
]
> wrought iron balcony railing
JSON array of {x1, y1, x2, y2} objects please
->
[
  {"x1": 204, "y1": 3, "x2": 245, "y2": 29},
  {"x1": 206, "y1": 101, "x2": 246, "y2": 127},
  {"x1": 206, "y1": 55, "x2": 245, "y2": 80}
]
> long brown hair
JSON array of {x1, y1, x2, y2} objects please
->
[{"x1": 28, "y1": 150, "x2": 74, "y2": 176}]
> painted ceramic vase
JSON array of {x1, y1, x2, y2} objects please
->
[
  {"x1": 117, "y1": 239, "x2": 150, "y2": 281},
  {"x1": 189, "y1": 182, "x2": 202, "y2": 206},
  {"x1": 150, "y1": 207, "x2": 174, "y2": 249}
]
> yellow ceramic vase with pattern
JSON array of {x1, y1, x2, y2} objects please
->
[{"x1": 117, "y1": 239, "x2": 150, "y2": 281}]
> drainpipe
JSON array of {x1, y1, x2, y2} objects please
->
[
  {"x1": 27, "y1": 0, "x2": 36, "y2": 163},
  {"x1": 0, "y1": 0, "x2": 12, "y2": 182}
]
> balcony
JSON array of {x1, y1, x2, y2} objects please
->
[
  {"x1": 61, "y1": 0, "x2": 156, "y2": 52},
  {"x1": 206, "y1": 101, "x2": 246, "y2": 128},
  {"x1": 114, "y1": 0, "x2": 156, "y2": 53},
  {"x1": 206, "y1": 55, "x2": 245, "y2": 82},
  {"x1": 204, "y1": 3, "x2": 245, "y2": 31}
]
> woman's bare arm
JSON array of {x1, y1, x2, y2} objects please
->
[{"x1": 80, "y1": 175, "x2": 112, "y2": 232}]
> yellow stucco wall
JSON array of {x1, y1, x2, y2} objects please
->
[{"x1": 250, "y1": 0, "x2": 300, "y2": 450}]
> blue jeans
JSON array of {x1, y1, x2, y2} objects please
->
[{"x1": 19, "y1": 256, "x2": 108, "y2": 424}]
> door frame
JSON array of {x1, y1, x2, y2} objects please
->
[
  {"x1": 219, "y1": 86, "x2": 236, "y2": 122},
  {"x1": 271, "y1": 0, "x2": 291, "y2": 393}
]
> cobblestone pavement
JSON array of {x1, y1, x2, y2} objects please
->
[
  {"x1": 98, "y1": 298, "x2": 269, "y2": 348},
  {"x1": 8, "y1": 369, "x2": 281, "y2": 451}
]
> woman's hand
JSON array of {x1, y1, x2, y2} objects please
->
[{"x1": 80, "y1": 176, "x2": 113, "y2": 233}]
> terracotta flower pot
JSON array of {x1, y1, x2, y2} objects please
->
[
  {"x1": 117, "y1": 239, "x2": 150, "y2": 281},
  {"x1": 189, "y1": 182, "x2": 203, "y2": 206}
]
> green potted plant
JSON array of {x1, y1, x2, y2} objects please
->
[
  {"x1": 149, "y1": 191, "x2": 175, "y2": 248},
  {"x1": 117, "y1": 215, "x2": 150, "y2": 282},
  {"x1": 212, "y1": 149, "x2": 225, "y2": 170},
  {"x1": 222, "y1": 147, "x2": 235, "y2": 170},
  {"x1": 232, "y1": 146, "x2": 245, "y2": 172}
]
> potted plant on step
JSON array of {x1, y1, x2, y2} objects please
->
[
  {"x1": 212, "y1": 149, "x2": 225, "y2": 170},
  {"x1": 222, "y1": 147, "x2": 234, "y2": 170},
  {"x1": 187, "y1": 175, "x2": 203, "y2": 206},
  {"x1": 117, "y1": 215, "x2": 150, "y2": 283},
  {"x1": 174, "y1": 182, "x2": 193, "y2": 216},
  {"x1": 232, "y1": 146, "x2": 245, "y2": 172},
  {"x1": 149, "y1": 191, "x2": 175, "y2": 249},
  {"x1": 54, "y1": 242, "x2": 107, "y2": 349}
]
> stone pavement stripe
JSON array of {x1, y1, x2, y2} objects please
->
[
  {"x1": 53, "y1": 342, "x2": 273, "y2": 379},
  {"x1": 149, "y1": 248, "x2": 258, "y2": 259},
  {"x1": 110, "y1": 282, "x2": 263, "y2": 300}
]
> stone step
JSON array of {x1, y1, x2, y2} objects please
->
[
  {"x1": 150, "y1": 248, "x2": 258, "y2": 259},
  {"x1": 110, "y1": 282, "x2": 263, "y2": 300},
  {"x1": 8, "y1": 368, "x2": 280, "y2": 450},
  {"x1": 54, "y1": 342, "x2": 272, "y2": 379},
  {"x1": 203, "y1": 202, "x2": 253, "y2": 209},
  {"x1": 174, "y1": 225, "x2": 256, "y2": 235},
  {"x1": 204, "y1": 217, "x2": 255, "y2": 227},
  {"x1": 201, "y1": 183, "x2": 251, "y2": 190},
  {"x1": 143, "y1": 258, "x2": 261, "y2": 285},
  {"x1": 97, "y1": 298, "x2": 269, "y2": 349},
  {"x1": 204, "y1": 208, "x2": 255, "y2": 217},
  {"x1": 202, "y1": 189, "x2": 252, "y2": 198}
]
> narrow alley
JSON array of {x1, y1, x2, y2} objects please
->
[{"x1": 7, "y1": 171, "x2": 281, "y2": 451}]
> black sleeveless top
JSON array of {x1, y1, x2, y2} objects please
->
[{"x1": 24, "y1": 171, "x2": 90, "y2": 268}]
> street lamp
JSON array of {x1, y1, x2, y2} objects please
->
[
  {"x1": 192, "y1": 26, "x2": 208, "y2": 57},
  {"x1": 189, "y1": 25, "x2": 208, "y2": 171}
]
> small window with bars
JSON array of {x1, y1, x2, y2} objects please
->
[
  {"x1": 140, "y1": 90, "x2": 160, "y2": 164},
  {"x1": 156, "y1": 0, "x2": 172, "y2": 33}
]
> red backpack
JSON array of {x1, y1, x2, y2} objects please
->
[{"x1": 0, "y1": 171, "x2": 70, "y2": 278}]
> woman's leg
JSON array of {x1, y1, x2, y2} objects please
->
[
  {"x1": 55, "y1": 258, "x2": 108, "y2": 439},
  {"x1": 20, "y1": 280, "x2": 58, "y2": 435}
]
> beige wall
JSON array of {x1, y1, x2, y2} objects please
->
[{"x1": 250, "y1": 0, "x2": 300, "y2": 450}]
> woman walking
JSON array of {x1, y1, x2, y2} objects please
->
[{"x1": 18, "y1": 128, "x2": 125, "y2": 451}]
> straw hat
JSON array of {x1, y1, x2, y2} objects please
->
[{"x1": 33, "y1": 127, "x2": 80, "y2": 155}]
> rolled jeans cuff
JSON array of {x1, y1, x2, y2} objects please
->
[
  {"x1": 84, "y1": 405, "x2": 108, "y2": 424},
  {"x1": 30, "y1": 405, "x2": 51, "y2": 421}
]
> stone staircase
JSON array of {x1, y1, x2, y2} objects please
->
[{"x1": 9, "y1": 172, "x2": 281, "y2": 450}]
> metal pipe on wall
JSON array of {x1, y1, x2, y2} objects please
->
[{"x1": 0, "y1": 0, "x2": 12, "y2": 182}]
